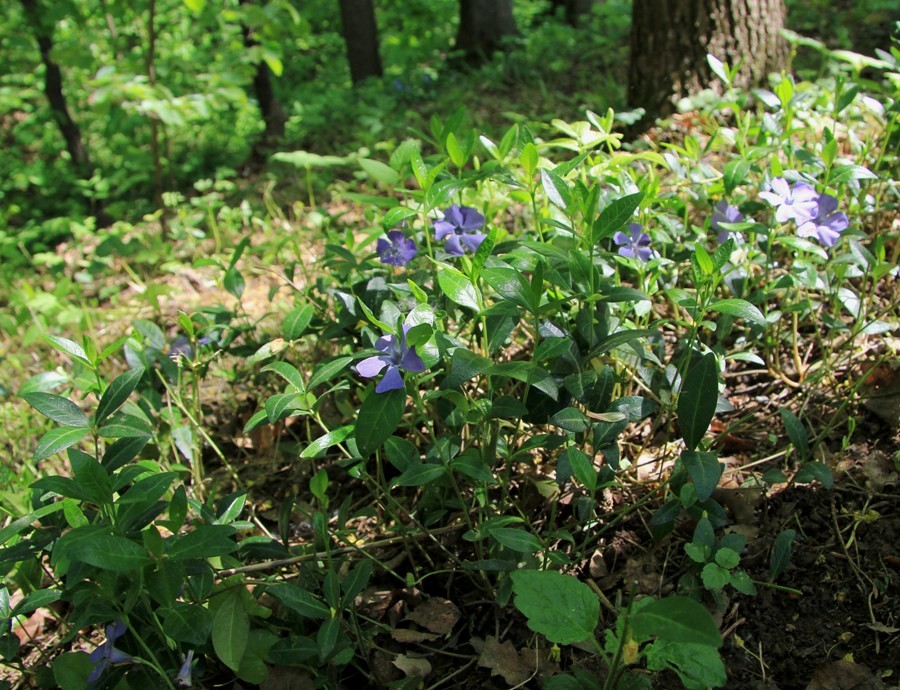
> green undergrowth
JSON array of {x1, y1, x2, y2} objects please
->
[{"x1": 0, "y1": 41, "x2": 898, "y2": 690}]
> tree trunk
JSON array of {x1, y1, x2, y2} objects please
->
[
  {"x1": 628, "y1": 0, "x2": 787, "y2": 125},
  {"x1": 339, "y1": 0, "x2": 383, "y2": 84},
  {"x1": 239, "y1": 0, "x2": 286, "y2": 152},
  {"x1": 20, "y1": 0, "x2": 107, "y2": 221},
  {"x1": 550, "y1": 0, "x2": 595, "y2": 27},
  {"x1": 454, "y1": 0, "x2": 519, "y2": 63}
]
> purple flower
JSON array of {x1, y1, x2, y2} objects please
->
[
  {"x1": 759, "y1": 178, "x2": 819, "y2": 224},
  {"x1": 175, "y1": 650, "x2": 194, "y2": 687},
  {"x1": 711, "y1": 200, "x2": 745, "y2": 243},
  {"x1": 434, "y1": 204, "x2": 486, "y2": 255},
  {"x1": 356, "y1": 325, "x2": 426, "y2": 393},
  {"x1": 377, "y1": 230, "x2": 417, "y2": 266},
  {"x1": 613, "y1": 222, "x2": 652, "y2": 261},
  {"x1": 797, "y1": 193, "x2": 848, "y2": 247},
  {"x1": 88, "y1": 621, "x2": 134, "y2": 683}
]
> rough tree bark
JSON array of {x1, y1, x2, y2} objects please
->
[
  {"x1": 454, "y1": 0, "x2": 519, "y2": 63},
  {"x1": 628, "y1": 0, "x2": 787, "y2": 125},
  {"x1": 338, "y1": 0, "x2": 383, "y2": 84}
]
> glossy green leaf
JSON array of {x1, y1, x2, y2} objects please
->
[
  {"x1": 213, "y1": 589, "x2": 248, "y2": 671},
  {"x1": 491, "y1": 528, "x2": 542, "y2": 553},
  {"x1": 33, "y1": 426, "x2": 90, "y2": 461},
  {"x1": 300, "y1": 425, "x2": 354, "y2": 459},
  {"x1": 630, "y1": 596, "x2": 721, "y2": 647},
  {"x1": 355, "y1": 387, "x2": 405, "y2": 457},
  {"x1": 437, "y1": 267, "x2": 480, "y2": 312},
  {"x1": 359, "y1": 158, "x2": 400, "y2": 185},
  {"x1": 677, "y1": 352, "x2": 719, "y2": 451},
  {"x1": 778, "y1": 408, "x2": 808, "y2": 459},
  {"x1": 681, "y1": 450, "x2": 723, "y2": 501},
  {"x1": 283, "y1": 304, "x2": 315, "y2": 341},
  {"x1": 592, "y1": 191, "x2": 644, "y2": 244},
  {"x1": 95, "y1": 367, "x2": 145, "y2": 425},
  {"x1": 22, "y1": 393, "x2": 89, "y2": 427},
  {"x1": 770, "y1": 529, "x2": 796, "y2": 581},
  {"x1": 166, "y1": 525, "x2": 238, "y2": 561},
  {"x1": 709, "y1": 299, "x2": 765, "y2": 327}
]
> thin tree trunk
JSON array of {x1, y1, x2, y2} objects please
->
[
  {"x1": 146, "y1": 0, "x2": 168, "y2": 236},
  {"x1": 628, "y1": 0, "x2": 787, "y2": 125},
  {"x1": 240, "y1": 0, "x2": 286, "y2": 154},
  {"x1": 339, "y1": 0, "x2": 383, "y2": 84},
  {"x1": 454, "y1": 0, "x2": 519, "y2": 64},
  {"x1": 19, "y1": 0, "x2": 106, "y2": 221}
]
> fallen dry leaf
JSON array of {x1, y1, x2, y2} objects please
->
[
  {"x1": 393, "y1": 654, "x2": 432, "y2": 679},
  {"x1": 477, "y1": 636, "x2": 533, "y2": 686},
  {"x1": 806, "y1": 660, "x2": 884, "y2": 690},
  {"x1": 260, "y1": 666, "x2": 316, "y2": 690},
  {"x1": 391, "y1": 628, "x2": 440, "y2": 643},
  {"x1": 404, "y1": 597, "x2": 460, "y2": 635}
]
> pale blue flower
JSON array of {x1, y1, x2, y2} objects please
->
[{"x1": 613, "y1": 222, "x2": 652, "y2": 261}]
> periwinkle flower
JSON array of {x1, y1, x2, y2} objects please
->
[
  {"x1": 377, "y1": 230, "x2": 417, "y2": 266},
  {"x1": 797, "y1": 193, "x2": 848, "y2": 247},
  {"x1": 356, "y1": 325, "x2": 426, "y2": 393},
  {"x1": 613, "y1": 222, "x2": 652, "y2": 262},
  {"x1": 759, "y1": 177, "x2": 819, "y2": 224},
  {"x1": 711, "y1": 200, "x2": 745, "y2": 244},
  {"x1": 434, "y1": 204, "x2": 486, "y2": 255},
  {"x1": 175, "y1": 650, "x2": 194, "y2": 687},
  {"x1": 88, "y1": 621, "x2": 134, "y2": 683}
]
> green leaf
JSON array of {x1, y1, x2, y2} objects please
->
[
  {"x1": 446, "y1": 132, "x2": 465, "y2": 167},
  {"x1": 592, "y1": 191, "x2": 644, "y2": 244},
  {"x1": 563, "y1": 447, "x2": 596, "y2": 492},
  {"x1": 511, "y1": 570, "x2": 598, "y2": 644},
  {"x1": 630, "y1": 596, "x2": 721, "y2": 647},
  {"x1": 645, "y1": 640, "x2": 726, "y2": 689},
  {"x1": 300, "y1": 425, "x2": 354, "y2": 459},
  {"x1": 11, "y1": 588, "x2": 62, "y2": 617},
  {"x1": 355, "y1": 388, "x2": 405, "y2": 457},
  {"x1": 447, "y1": 348, "x2": 492, "y2": 388},
  {"x1": 770, "y1": 529, "x2": 796, "y2": 581},
  {"x1": 714, "y1": 548, "x2": 740, "y2": 569},
  {"x1": 269, "y1": 584, "x2": 329, "y2": 619},
  {"x1": 437, "y1": 267, "x2": 480, "y2": 312},
  {"x1": 794, "y1": 461, "x2": 833, "y2": 489},
  {"x1": 268, "y1": 636, "x2": 318, "y2": 665},
  {"x1": 520, "y1": 142, "x2": 538, "y2": 179},
  {"x1": 482, "y1": 267, "x2": 537, "y2": 313},
  {"x1": 261, "y1": 361, "x2": 305, "y2": 393},
  {"x1": 383, "y1": 206, "x2": 418, "y2": 230},
  {"x1": 265, "y1": 392, "x2": 307, "y2": 423},
  {"x1": 166, "y1": 525, "x2": 238, "y2": 561},
  {"x1": 778, "y1": 408, "x2": 809, "y2": 460},
  {"x1": 213, "y1": 589, "x2": 249, "y2": 672},
  {"x1": 541, "y1": 169, "x2": 572, "y2": 209},
  {"x1": 161, "y1": 602, "x2": 213, "y2": 645},
  {"x1": 22, "y1": 393, "x2": 89, "y2": 427},
  {"x1": 723, "y1": 159, "x2": 751, "y2": 194},
  {"x1": 41, "y1": 335, "x2": 94, "y2": 368},
  {"x1": 550, "y1": 407, "x2": 590, "y2": 433},
  {"x1": 53, "y1": 652, "x2": 93, "y2": 690},
  {"x1": 59, "y1": 532, "x2": 151, "y2": 572},
  {"x1": 681, "y1": 450, "x2": 723, "y2": 502},
  {"x1": 359, "y1": 158, "x2": 400, "y2": 185},
  {"x1": 677, "y1": 352, "x2": 719, "y2": 451},
  {"x1": 96, "y1": 367, "x2": 145, "y2": 425},
  {"x1": 708, "y1": 299, "x2": 765, "y2": 327},
  {"x1": 700, "y1": 563, "x2": 730, "y2": 590},
  {"x1": 97, "y1": 413, "x2": 152, "y2": 438},
  {"x1": 307, "y1": 356, "x2": 353, "y2": 390},
  {"x1": 393, "y1": 463, "x2": 446, "y2": 487},
  {"x1": 69, "y1": 449, "x2": 112, "y2": 506},
  {"x1": 588, "y1": 329, "x2": 657, "y2": 358},
  {"x1": 283, "y1": 304, "x2": 315, "y2": 341},
  {"x1": 33, "y1": 427, "x2": 89, "y2": 461},
  {"x1": 224, "y1": 267, "x2": 245, "y2": 299},
  {"x1": 491, "y1": 528, "x2": 542, "y2": 553}
]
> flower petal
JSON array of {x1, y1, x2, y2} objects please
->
[
  {"x1": 400, "y1": 347, "x2": 426, "y2": 373},
  {"x1": 444, "y1": 234, "x2": 465, "y2": 256},
  {"x1": 375, "y1": 365, "x2": 404, "y2": 393},
  {"x1": 356, "y1": 355, "x2": 390, "y2": 378},
  {"x1": 460, "y1": 232, "x2": 486, "y2": 253},
  {"x1": 434, "y1": 219, "x2": 454, "y2": 241},
  {"x1": 612, "y1": 231, "x2": 629, "y2": 246}
]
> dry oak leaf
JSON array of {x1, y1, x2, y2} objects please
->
[
  {"x1": 806, "y1": 660, "x2": 885, "y2": 690},
  {"x1": 404, "y1": 597, "x2": 461, "y2": 635},
  {"x1": 477, "y1": 635, "x2": 534, "y2": 686},
  {"x1": 390, "y1": 628, "x2": 440, "y2": 643}
]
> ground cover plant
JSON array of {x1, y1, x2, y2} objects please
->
[{"x1": 1, "y1": 4, "x2": 899, "y2": 690}]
